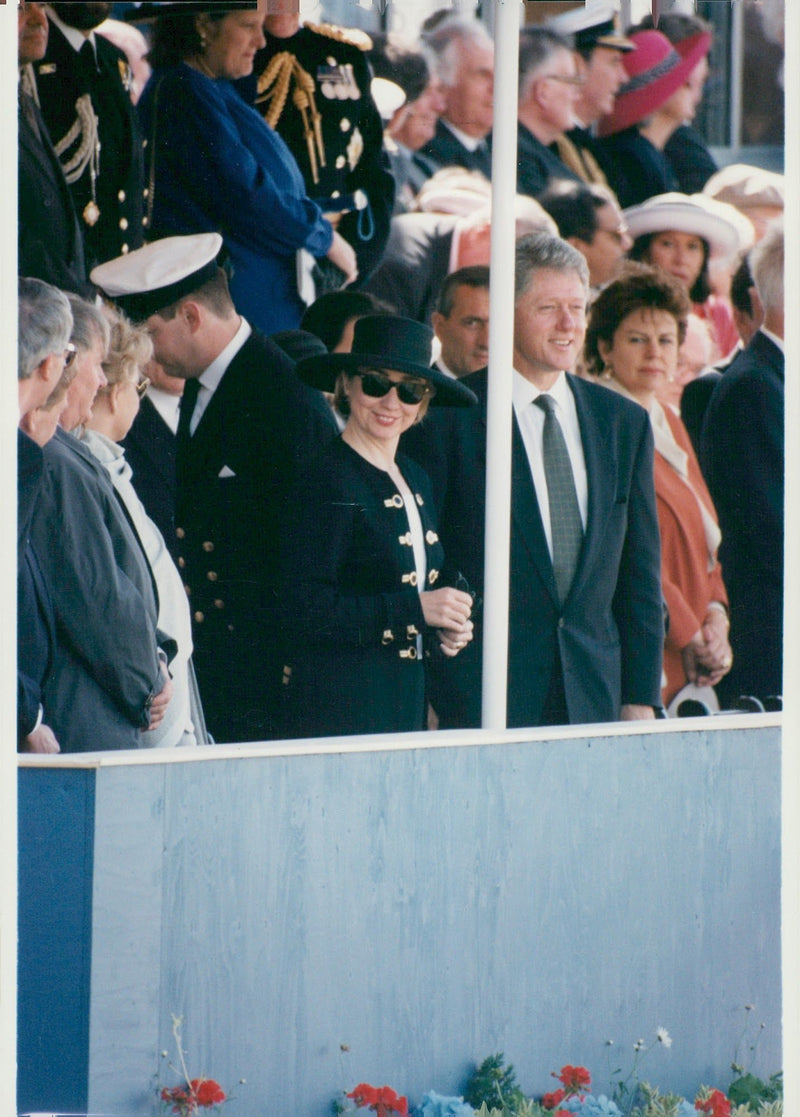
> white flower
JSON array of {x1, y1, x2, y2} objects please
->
[
  {"x1": 634, "y1": 1039, "x2": 645, "y2": 1051},
  {"x1": 656, "y1": 1027, "x2": 673, "y2": 1048}
]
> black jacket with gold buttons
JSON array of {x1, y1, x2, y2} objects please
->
[{"x1": 275, "y1": 436, "x2": 450, "y2": 739}]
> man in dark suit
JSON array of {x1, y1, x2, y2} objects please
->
[
  {"x1": 403, "y1": 232, "x2": 663, "y2": 728},
  {"x1": 91, "y1": 233, "x2": 340, "y2": 743},
  {"x1": 418, "y1": 17, "x2": 494, "y2": 179},
  {"x1": 31, "y1": 2, "x2": 144, "y2": 268},
  {"x1": 17, "y1": 1, "x2": 91, "y2": 294},
  {"x1": 699, "y1": 221, "x2": 784, "y2": 704}
]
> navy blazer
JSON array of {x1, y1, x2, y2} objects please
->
[
  {"x1": 403, "y1": 369, "x2": 664, "y2": 728},
  {"x1": 419, "y1": 118, "x2": 492, "y2": 179},
  {"x1": 175, "y1": 330, "x2": 339, "y2": 742},
  {"x1": 516, "y1": 121, "x2": 582, "y2": 200},
  {"x1": 699, "y1": 331, "x2": 784, "y2": 701}
]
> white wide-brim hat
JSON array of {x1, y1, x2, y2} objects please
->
[{"x1": 623, "y1": 192, "x2": 755, "y2": 259}]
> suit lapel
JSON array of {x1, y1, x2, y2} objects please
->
[
  {"x1": 510, "y1": 417, "x2": 559, "y2": 605},
  {"x1": 568, "y1": 376, "x2": 616, "y2": 594}
]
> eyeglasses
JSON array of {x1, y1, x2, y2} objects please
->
[
  {"x1": 541, "y1": 73, "x2": 586, "y2": 87},
  {"x1": 356, "y1": 370, "x2": 433, "y2": 405},
  {"x1": 63, "y1": 343, "x2": 77, "y2": 368},
  {"x1": 135, "y1": 376, "x2": 151, "y2": 398}
]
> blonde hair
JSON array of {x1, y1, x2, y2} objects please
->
[{"x1": 101, "y1": 305, "x2": 154, "y2": 388}]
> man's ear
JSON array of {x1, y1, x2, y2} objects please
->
[
  {"x1": 37, "y1": 351, "x2": 63, "y2": 386},
  {"x1": 180, "y1": 300, "x2": 203, "y2": 333}
]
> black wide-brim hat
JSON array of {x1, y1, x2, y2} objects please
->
[
  {"x1": 295, "y1": 315, "x2": 478, "y2": 408},
  {"x1": 125, "y1": 2, "x2": 256, "y2": 23}
]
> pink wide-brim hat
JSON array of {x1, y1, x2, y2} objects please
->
[{"x1": 597, "y1": 29, "x2": 712, "y2": 138}]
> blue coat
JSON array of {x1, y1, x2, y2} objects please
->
[
  {"x1": 699, "y1": 330, "x2": 784, "y2": 702},
  {"x1": 138, "y1": 64, "x2": 333, "y2": 335},
  {"x1": 402, "y1": 370, "x2": 664, "y2": 728}
]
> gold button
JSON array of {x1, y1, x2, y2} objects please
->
[
  {"x1": 142, "y1": 138, "x2": 148, "y2": 148},
  {"x1": 142, "y1": 216, "x2": 149, "y2": 227},
  {"x1": 340, "y1": 118, "x2": 351, "y2": 132},
  {"x1": 399, "y1": 647, "x2": 418, "y2": 660},
  {"x1": 227, "y1": 624, "x2": 235, "y2": 632},
  {"x1": 425, "y1": 530, "x2": 439, "y2": 545},
  {"x1": 398, "y1": 532, "x2": 412, "y2": 546},
  {"x1": 176, "y1": 527, "x2": 185, "y2": 539},
  {"x1": 143, "y1": 187, "x2": 149, "y2": 198},
  {"x1": 194, "y1": 611, "x2": 204, "y2": 623},
  {"x1": 381, "y1": 629, "x2": 394, "y2": 645},
  {"x1": 121, "y1": 244, "x2": 129, "y2": 254},
  {"x1": 384, "y1": 494, "x2": 403, "y2": 509},
  {"x1": 183, "y1": 584, "x2": 191, "y2": 595},
  {"x1": 406, "y1": 625, "x2": 419, "y2": 638},
  {"x1": 214, "y1": 599, "x2": 225, "y2": 609},
  {"x1": 177, "y1": 557, "x2": 185, "y2": 568},
  {"x1": 119, "y1": 217, "x2": 129, "y2": 230},
  {"x1": 117, "y1": 189, "x2": 126, "y2": 202},
  {"x1": 428, "y1": 569, "x2": 439, "y2": 585},
  {"x1": 202, "y1": 541, "x2": 214, "y2": 552},
  {"x1": 336, "y1": 155, "x2": 346, "y2": 169},
  {"x1": 207, "y1": 571, "x2": 218, "y2": 582},
  {"x1": 402, "y1": 572, "x2": 418, "y2": 587},
  {"x1": 416, "y1": 493, "x2": 424, "y2": 506}
]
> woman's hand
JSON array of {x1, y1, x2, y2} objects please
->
[
  {"x1": 681, "y1": 621, "x2": 732, "y2": 688},
  {"x1": 420, "y1": 587, "x2": 473, "y2": 657},
  {"x1": 326, "y1": 231, "x2": 358, "y2": 287}
]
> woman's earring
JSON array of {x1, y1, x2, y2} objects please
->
[{"x1": 199, "y1": 31, "x2": 208, "y2": 49}]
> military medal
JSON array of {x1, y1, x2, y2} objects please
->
[{"x1": 83, "y1": 199, "x2": 100, "y2": 226}]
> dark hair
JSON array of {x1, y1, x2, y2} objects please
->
[
  {"x1": 148, "y1": 10, "x2": 228, "y2": 68},
  {"x1": 729, "y1": 255, "x2": 754, "y2": 317},
  {"x1": 300, "y1": 291, "x2": 394, "y2": 352},
  {"x1": 628, "y1": 12, "x2": 713, "y2": 43},
  {"x1": 538, "y1": 180, "x2": 615, "y2": 244},
  {"x1": 434, "y1": 265, "x2": 490, "y2": 317},
  {"x1": 629, "y1": 231, "x2": 711, "y2": 304},
  {"x1": 369, "y1": 34, "x2": 431, "y2": 104},
  {"x1": 156, "y1": 267, "x2": 235, "y2": 320},
  {"x1": 584, "y1": 262, "x2": 690, "y2": 376}
]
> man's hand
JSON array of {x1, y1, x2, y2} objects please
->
[
  {"x1": 146, "y1": 662, "x2": 173, "y2": 731},
  {"x1": 620, "y1": 704, "x2": 656, "y2": 720},
  {"x1": 22, "y1": 724, "x2": 61, "y2": 753}
]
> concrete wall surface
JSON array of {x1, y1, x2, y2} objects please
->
[{"x1": 18, "y1": 721, "x2": 781, "y2": 1115}]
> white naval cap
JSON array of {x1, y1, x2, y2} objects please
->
[
  {"x1": 90, "y1": 233, "x2": 224, "y2": 321},
  {"x1": 547, "y1": 1, "x2": 635, "y2": 53}
]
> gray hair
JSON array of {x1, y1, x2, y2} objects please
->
[
  {"x1": 518, "y1": 27, "x2": 574, "y2": 100},
  {"x1": 18, "y1": 277, "x2": 73, "y2": 381},
  {"x1": 750, "y1": 217, "x2": 784, "y2": 313},
  {"x1": 515, "y1": 232, "x2": 590, "y2": 302},
  {"x1": 66, "y1": 292, "x2": 111, "y2": 353},
  {"x1": 422, "y1": 17, "x2": 493, "y2": 88}
]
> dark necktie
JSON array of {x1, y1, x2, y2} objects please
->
[
  {"x1": 534, "y1": 394, "x2": 583, "y2": 605},
  {"x1": 177, "y1": 377, "x2": 201, "y2": 441},
  {"x1": 79, "y1": 38, "x2": 98, "y2": 80},
  {"x1": 19, "y1": 91, "x2": 42, "y2": 143}
]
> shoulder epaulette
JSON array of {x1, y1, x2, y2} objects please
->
[{"x1": 303, "y1": 21, "x2": 372, "y2": 51}]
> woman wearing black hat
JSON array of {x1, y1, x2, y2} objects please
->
[
  {"x1": 134, "y1": 0, "x2": 357, "y2": 337},
  {"x1": 276, "y1": 315, "x2": 477, "y2": 739}
]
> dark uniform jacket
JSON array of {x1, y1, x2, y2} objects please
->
[
  {"x1": 595, "y1": 127, "x2": 678, "y2": 209},
  {"x1": 18, "y1": 88, "x2": 91, "y2": 295},
  {"x1": 240, "y1": 23, "x2": 395, "y2": 283},
  {"x1": 699, "y1": 331, "x2": 784, "y2": 703},
  {"x1": 32, "y1": 20, "x2": 144, "y2": 267},
  {"x1": 276, "y1": 437, "x2": 446, "y2": 739},
  {"x1": 402, "y1": 369, "x2": 664, "y2": 729},
  {"x1": 175, "y1": 330, "x2": 339, "y2": 744},
  {"x1": 28, "y1": 429, "x2": 167, "y2": 752},
  {"x1": 516, "y1": 121, "x2": 583, "y2": 200},
  {"x1": 419, "y1": 117, "x2": 492, "y2": 179}
]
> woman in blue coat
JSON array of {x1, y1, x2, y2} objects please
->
[
  {"x1": 277, "y1": 316, "x2": 477, "y2": 739},
  {"x1": 136, "y1": 0, "x2": 357, "y2": 335}
]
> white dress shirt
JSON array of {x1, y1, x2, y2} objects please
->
[
  {"x1": 512, "y1": 369, "x2": 588, "y2": 559},
  {"x1": 189, "y1": 317, "x2": 252, "y2": 435}
]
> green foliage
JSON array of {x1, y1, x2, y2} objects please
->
[
  {"x1": 473, "y1": 1104, "x2": 509, "y2": 1117},
  {"x1": 728, "y1": 1073, "x2": 782, "y2": 1111},
  {"x1": 630, "y1": 1082, "x2": 689, "y2": 1117},
  {"x1": 464, "y1": 1054, "x2": 526, "y2": 1113}
]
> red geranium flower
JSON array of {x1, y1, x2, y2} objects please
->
[
  {"x1": 190, "y1": 1078, "x2": 226, "y2": 1107},
  {"x1": 347, "y1": 1082, "x2": 408, "y2": 1116},
  {"x1": 543, "y1": 1088, "x2": 566, "y2": 1109},
  {"x1": 558, "y1": 1065, "x2": 592, "y2": 1092},
  {"x1": 696, "y1": 1089, "x2": 731, "y2": 1117}
]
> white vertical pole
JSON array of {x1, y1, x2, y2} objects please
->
[{"x1": 481, "y1": 0, "x2": 520, "y2": 729}]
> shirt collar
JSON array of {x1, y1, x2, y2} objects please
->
[
  {"x1": 512, "y1": 368, "x2": 569, "y2": 410},
  {"x1": 46, "y1": 8, "x2": 98, "y2": 55},
  {"x1": 759, "y1": 326, "x2": 784, "y2": 354},
  {"x1": 441, "y1": 119, "x2": 485, "y2": 153},
  {"x1": 198, "y1": 317, "x2": 252, "y2": 394}
]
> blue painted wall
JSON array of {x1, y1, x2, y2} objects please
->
[{"x1": 18, "y1": 724, "x2": 781, "y2": 1116}]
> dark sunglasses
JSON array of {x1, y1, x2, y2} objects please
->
[{"x1": 356, "y1": 370, "x2": 432, "y2": 405}]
